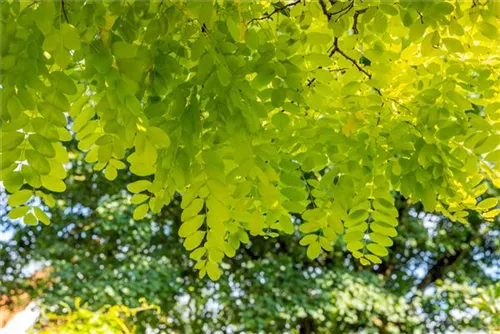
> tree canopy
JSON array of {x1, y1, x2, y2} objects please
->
[
  {"x1": 1, "y1": 151, "x2": 499, "y2": 333},
  {"x1": 1, "y1": 0, "x2": 499, "y2": 280}
]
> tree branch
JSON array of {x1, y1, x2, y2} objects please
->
[
  {"x1": 248, "y1": 0, "x2": 301, "y2": 25},
  {"x1": 329, "y1": 37, "x2": 372, "y2": 79},
  {"x1": 413, "y1": 232, "x2": 476, "y2": 297},
  {"x1": 416, "y1": 10, "x2": 424, "y2": 24},
  {"x1": 352, "y1": 8, "x2": 367, "y2": 34},
  {"x1": 319, "y1": 0, "x2": 332, "y2": 20},
  {"x1": 306, "y1": 78, "x2": 316, "y2": 87},
  {"x1": 61, "y1": 0, "x2": 69, "y2": 23}
]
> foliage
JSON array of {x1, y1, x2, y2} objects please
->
[
  {"x1": 466, "y1": 282, "x2": 500, "y2": 331},
  {"x1": 1, "y1": 152, "x2": 498, "y2": 333},
  {"x1": 1, "y1": 0, "x2": 500, "y2": 278},
  {"x1": 34, "y1": 297, "x2": 159, "y2": 334}
]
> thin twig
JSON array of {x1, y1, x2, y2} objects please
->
[
  {"x1": 416, "y1": 11, "x2": 424, "y2": 24},
  {"x1": 334, "y1": 1, "x2": 354, "y2": 22},
  {"x1": 327, "y1": 67, "x2": 349, "y2": 72},
  {"x1": 352, "y1": 8, "x2": 367, "y2": 34},
  {"x1": 329, "y1": 37, "x2": 372, "y2": 79},
  {"x1": 319, "y1": 0, "x2": 332, "y2": 20},
  {"x1": 61, "y1": 0, "x2": 69, "y2": 23},
  {"x1": 247, "y1": 0, "x2": 301, "y2": 25}
]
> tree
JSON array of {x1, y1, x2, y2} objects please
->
[
  {"x1": 1, "y1": 0, "x2": 499, "y2": 278},
  {"x1": 1, "y1": 151, "x2": 498, "y2": 333}
]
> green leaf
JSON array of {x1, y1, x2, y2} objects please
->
[
  {"x1": 112, "y1": 42, "x2": 138, "y2": 59},
  {"x1": 369, "y1": 233, "x2": 393, "y2": 247},
  {"x1": 34, "y1": 207, "x2": 50, "y2": 225},
  {"x1": 299, "y1": 221, "x2": 321, "y2": 233},
  {"x1": 26, "y1": 150, "x2": 51, "y2": 175},
  {"x1": 299, "y1": 234, "x2": 318, "y2": 246},
  {"x1": 61, "y1": 23, "x2": 81, "y2": 50},
  {"x1": 346, "y1": 241, "x2": 364, "y2": 252},
  {"x1": 130, "y1": 194, "x2": 149, "y2": 204},
  {"x1": 306, "y1": 241, "x2": 321, "y2": 259},
  {"x1": 371, "y1": 222, "x2": 398, "y2": 237},
  {"x1": 477, "y1": 198, "x2": 498, "y2": 211},
  {"x1": 446, "y1": 91, "x2": 470, "y2": 110},
  {"x1": 307, "y1": 32, "x2": 331, "y2": 45},
  {"x1": 281, "y1": 187, "x2": 307, "y2": 201},
  {"x1": 41, "y1": 175, "x2": 67, "y2": 192},
  {"x1": 23, "y1": 212, "x2": 37, "y2": 225},
  {"x1": 360, "y1": 258, "x2": 371, "y2": 266},
  {"x1": 478, "y1": 21, "x2": 499, "y2": 40},
  {"x1": 319, "y1": 236, "x2": 332, "y2": 251},
  {"x1": 367, "y1": 243, "x2": 388, "y2": 257},
  {"x1": 206, "y1": 260, "x2": 221, "y2": 280},
  {"x1": 127, "y1": 180, "x2": 152, "y2": 193},
  {"x1": 365, "y1": 254, "x2": 382, "y2": 264},
  {"x1": 485, "y1": 150, "x2": 500, "y2": 163},
  {"x1": 436, "y1": 124, "x2": 461, "y2": 140},
  {"x1": 37, "y1": 191, "x2": 56, "y2": 207},
  {"x1": 179, "y1": 215, "x2": 205, "y2": 238},
  {"x1": 1, "y1": 132, "x2": 25, "y2": 151},
  {"x1": 133, "y1": 203, "x2": 149, "y2": 220},
  {"x1": 28, "y1": 134, "x2": 56, "y2": 157},
  {"x1": 182, "y1": 198, "x2": 204, "y2": 221},
  {"x1": 50, "y1": 71, "x2": 77, "y2": 95},
  {"x1": 344, "y1": 231, "x2": 364, "y2": 243},
  {"x1": 217, "y1": 66, "x2": 231, "y2": 87},
  {"x1": 302, "y1": 208, "x2": 326, "y2": 221},
  {"x1": 271, "y1": 89, "x2": 286, "y2": 108},
  {"x1": 8, "y1": 206, "x2": 30, "y2": 219},
  {"x1": 190, "y1": 247, "x2": 206, "y2": 261},
  {"x1": 183, "y1": 231, "x2": 205, "y2": 251},
  {"x1": 443, "y1": 38, "x2": 464, "y2": 53},
  {"x1": 226, "y1": 15, "x2": 241, "y2": 42},
  {"x1": 147, "y1": 127, "x2": 171, "y2": 148},
  {"x1": 379, "y1": 4, "x2": 398, "y2": 16},
  {"x1": 7, "y1": 189, "x2": 33, "y2": 207},
  {"x1": 104, "y1": 165, "x2": 118, "y2": 180}
]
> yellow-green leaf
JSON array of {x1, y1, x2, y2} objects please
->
[
  {"x1": 8, "y1": 206, "x2": 30, "y2": 219},
  {"x1": 8, "y1": 189, "x2": 33, "y2": 207},
  {"x1": 41, "y1": 175, "x2": 66, "y2": 192},
  {"x1": 183, "y1": 231, "x2": 205, "y2": 251},
  {"x1": 306, "y1": 241, "x2": 321, "y2": 259},
  {"x1": 133, "y1": 203, "x2": 149, "y2": 220},
  {"x1": 477, "y1": 198, "x2": 498, "y2": 211},
  {"x1": 206, "y1": 260, "x2": 221, "y2": 280},
  {"x1": 34, "y1": 207, "x2": 50, "y2": 225}
]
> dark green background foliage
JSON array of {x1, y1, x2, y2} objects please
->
[{"x1": 1, "y1": 151, "x2": 498, "y2": 333}]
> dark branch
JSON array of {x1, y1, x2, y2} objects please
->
[
  {"x1": 61, "y1": 0, "x2": 69, "y2": 23},
  {"x1": 307, "y1": 78, "x2": 316, "y2": 87},
  {"x1": 352, "y1": 8, "x2": 367, "y2": 34},
  {"x1": 416, "y1": 10, "x2": 424, "y2": 24},
  {"x1": 328, "y1": 67, "x2": 348, "y2": 72},
  {"x1": 329, "y1": 37, "x2": 372, "y2": 79},
  {"x1": 247, "y1": 0, "x2": 301, "y2": 25},
  {"x1": 415, "y1": 233, "x2": 474, "y2": 292},
  {"x1": 470, "y1": 0, "x2": 486, "y2": 8},
  {"x1": 319, "y1": 0, "x2": 332, "y2": 20}
]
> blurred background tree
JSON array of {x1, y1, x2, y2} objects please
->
[{"x1": 1, "y1": 150, "x2": 499, "y2": 333}]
